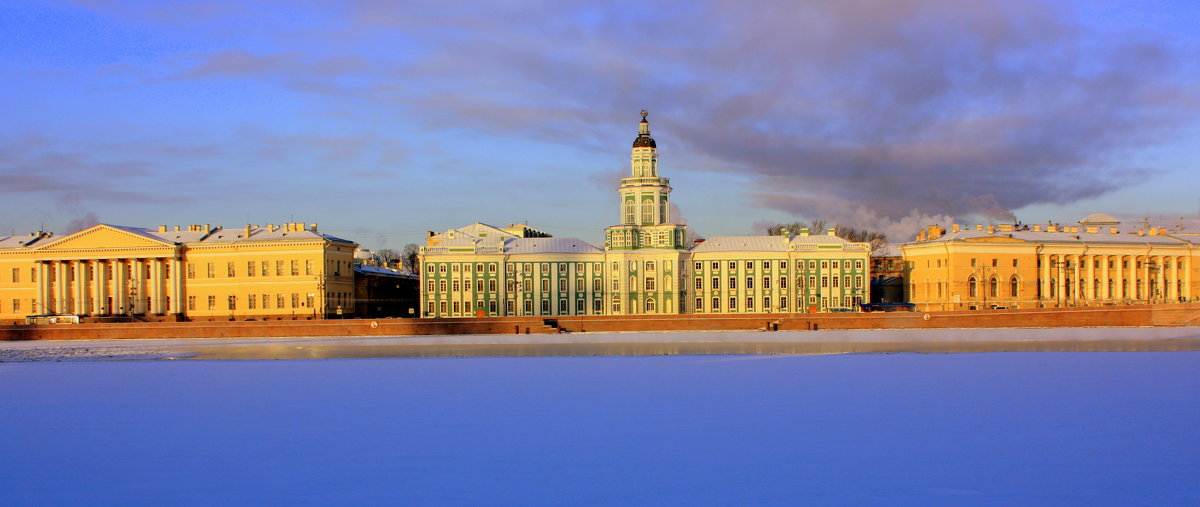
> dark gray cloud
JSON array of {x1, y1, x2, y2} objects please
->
[{"x1": 64, "y1": 0, "x2": 1200, "y2": 239}]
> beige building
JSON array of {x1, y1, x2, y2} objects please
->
[
  {"x1": 903, "y1": 214, "x2": 1198, "y2": 311},
  {"x1": 0, "y1": 222, "x2": 357, "y2": 323}
]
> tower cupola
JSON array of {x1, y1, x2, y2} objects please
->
[{"x1": 632, "y1": 109, "x2": 656, "y2": 148}]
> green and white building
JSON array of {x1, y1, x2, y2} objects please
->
[{"x1": 419, "y1": 111, "x2": 870, "y2": 317}]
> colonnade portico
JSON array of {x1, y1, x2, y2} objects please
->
[
  {"x1": 32, "y1": 256, "x2": 183, "y2": 317},
  {"x1": 1037, "y1": 252, "x2": 1191, "y2": 306}
]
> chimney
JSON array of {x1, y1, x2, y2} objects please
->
[
  {"x1": 157, "y1": 225, "x2": 167, "y2": 232},
  {"x1": 987, "y1": 225, "x2": 995, "y2": 234},
  {"x1": 799, "y1": 228, "x2": 810, "y2": 236},
  {"x1": 1138, "y1": 230, "x2": 1145, "y2": 237},
  {"x1": 427, "y1": 231, "x2": 436, "y2": 238},
  {"x1": 1149, "y1": 227, "x2": 1158, "y2": 235},
  {"x1": 976, "y1": 224, "x2": 983, "y2": 231},
  {"x1": 1047, "y1": 225, "x2": 1057, "y2": 232},
  {"x1": 917, "y1": 229, "x2": 927, "y2": 241},
  {"x1": 998, "y1": 224, "x2": 1013, "y2": 232},
  {"x1": 1110, "y1": 227, "x2": 1119, "y2": 234},
  {"x1": 174, "y1": 226, "x2": 180, "y2": 232},
  {"x1": 309, "y1": 223, "x2": 318, "y2": 233},
  {"x1": 827, "y1": 227, "x2": 837, "y2": 236},
  {"x1": 952, "y1": 224, "x2": 960, "y2": 233},
  {"x1": 1033, "y1": 225, "x2": 1041, "y2": 232},
  {"x1": 244, "y1": 225, "x2": 252, "y2": 238},
  {"x1": 204, "y1": 224, "x2": 211, "y2": 233}
]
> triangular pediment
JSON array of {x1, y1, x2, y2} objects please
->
[{"x1": 36, "y1": 224, "x2": 176, "y2": 251}]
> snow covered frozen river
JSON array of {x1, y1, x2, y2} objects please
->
[{"x1": 2, "y1": 349, "x2": 1198, "y2": 504}]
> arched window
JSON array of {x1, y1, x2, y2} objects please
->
[
  {"x1": 645, "y1": 298, "x2": 656, "y2": 312},
  {"x1": 1010, "y1": 277, "x2": 1019, "y2": 298},
  {"x1": 659, "y1": 205, "x2": 666, "y2": 224},
  {"x1": 1093, "y1": 279, "x2": 1100, "y2": 299},
  {"x1": 989, "y1": 277, "x2": 998, "y2": 298},
  {"x1": 641, "y1": 200, "x2": 653, "y2": 223},
  {"x1": 1107, "y1": 279, "x2": 1114, "y2": 299},
  {"x1": 968, "y1": 277, "x2": 978, "y2": 298},
  {"x1": 625, "y1": 202, "x2": 635, "y2": 224}
]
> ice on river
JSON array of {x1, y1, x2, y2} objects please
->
[{"x1": 1, "y1": 352, "x2": 1198, "y2": 505}]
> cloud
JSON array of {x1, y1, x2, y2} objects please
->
[{"x1": 60, "y1": 0, "x2": 1200, "y2": 234}]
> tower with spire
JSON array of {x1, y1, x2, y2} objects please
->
[{"x1": 604, "y1": 110, "x2": 689, "y2": 250}]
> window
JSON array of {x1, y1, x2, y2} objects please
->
[
  {"x1": 764, "y1": 297, "x2": 771, "y2": 309},
  {"x1": 855, "y1": 276, "x2": 862, "y2": 288},
  {"x1": 992, "y1": 259, "x2": 998, "y2": 268},
  {"x1": 990, "y1": 278, "x2": 999, "y2": 298},
  {"x1": 305, "y1": 260, "x2": 313, "y2": 275},
  {"x1": 262, "y1": 262, "x2": 270, "y2": 276},
  {"x1": 712, "y1": 297, "x2": 720, "y2": 310},
  {"x1": 187, "y1": 296, "x2": 196, "y2": 311},
  {"x1": 780, "y1": 277, "x2": 787, "y2": 289},
  {"x1": 247, "y1": 261, "x2": 256, "y2": 277},
  {"x1": 729, "y1": 277, "x2": 736, "y2": 289},
  {"x1": 489, "y1": 264, "x2": 497, "y2": 273},
  {"x1": 855, "y1": 261, "x2": 863, "y2": 269},
  {"x1": 844, "y1": 276, "x2": 850, "y2": 288},
  {"x1": 262, "y1": 294, "x2": 270, "y2": 309},
  {"x1": 593, "y1": 299, "x2": 601, "y2": 312},
  {"x1": 729, "y1": 261, "x2": 736, "y2": 270},
  {"x1": 695, "y1": 262, "x2": 702, "y2": 270},
  {"x1": 746, "y1": 277, "x2": 754, "y2": 289},
  {"x1": 541, "y1": 279, "x2": 550, "y2": 292},
  {"x1": 968, "y1": 277, "x2": 978, "y2": 298},
  {"x1": 832, "y1": 276, "x2": 839, "y2": 288},
  {"x1": 833, "y1": 261, "x2": 840, "y2": 269},
  {"x1": 291, "y1": 293, "x2": 300, "y2": 308},
  {"x1": 276, "y1": 260, "x2": 284, "y2": 276},
  {"x1": 971, "y1": 258, "x2": 978, "y2": 267},
  {"x1": 712, "y1": 261, "x2": 719, "y2": 270},
  {"x1": 10, "y1": 268, "x2": 17, "y2": 283},
  {"x1": 763, "y1": 277, "x2": 771, "y2": 289},
  {"x1": 612, "y1": 279, "x2": 620, "y2": 291},
  {"x1": 611, "y1": 297, "x2": 621, "y2": 313},
  {"x1": 593, "y1": 279, "x2": 600, "y2": 292},
  {"x1": 780, "y1": 261, "x2": 787, "y2": 270},
  {"x1": 745, "y1": 261, "x2": 753, "y2": 269},
  {"x1": 645, "y1": 298, "x2": 656, "y2": 312},
  {"x1": 541, "y1": 300, "x2": 550, "y2": 313},
  {"x1": 711, "y1": 277, "x2": 719, "y2": 289},
  {"x1": 207, "y1": 263, "x2": 215, "y2": 278},
  {"x1": 780, "y1": 297, "x2": 787, "y2": 309},
  {"x1": 478, "y1": 280, "x2": 485, "y2": 292},
  {"x1": 821, "y1": 261, "x2": 828, "y2": 269},
  {"x1": 277, "y1": 294, "x2": 285, "y2": 308},
  {"x1": 187, "y1": 264, "x2": 195, "y2": 279},
  {"x1": 439, "y1": 280, "x2": 447, "y2": 291},
  {"x1": 248, "y1": 296, "x2": 256, "y2": 310},
  {"x1": 453, "y1": 301, "x2": 461, "y2": 313},
  {"x1": 207, "y1": 295, "x2": 216, "y2": 310},
  {"x1": 290, "y1": 260, "x2": 299, "y2": 276},
  {"x1": 821, "y1": 276, "x2": 829, "y2": 288},
  {"x1": 452, "y1": 280, "x2": 460, "y2": 292},
  {"x1": 695, "y1": 277, "x2": 703, "y2": 289},
  {"x1": 809, "y1": 276, "x2": 817, "y2": 288},
  {"x1": 746, "y1": 297, "x2": 754, "y2": 309},
  {"x1": 307, "y1": 293, "x2": 315, "y2": 309},
  {"x1": 1013, "y1": 259, "x2": 1019, "y2": 268},
  {"x1": 729, "y1": 297, "x2": 737, "y2": 309},
  {"x1": 440, "y1": 301, "x2": 448, "y2": 314},
  {"x1": 645, "y1": 261, "x2": 655, "y2": 272},
  {"x1": 489, "y1": 280, "x2": 497, "y2": 292},
  {"x1": 645, "y1": 277, "x2": 656, "y2": 291}
]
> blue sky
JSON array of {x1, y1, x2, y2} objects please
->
[{"x1": 2, "y1": 0, "x2": 1199, "y2": 248}]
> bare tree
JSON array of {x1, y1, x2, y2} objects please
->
[
  {"x1": 402, "y1": 243, "x2": 420, "y2": 274},
  {"x1": 376, "y1": 249, "x2": 400, "y2": 267}
]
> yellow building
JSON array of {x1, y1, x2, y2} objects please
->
[
  {"x1": 0, "y1": 222, "x2": 357, "y2": 323},
  {"x1": 903, "y1": 214, "x2": 1198, "y2": 311}
]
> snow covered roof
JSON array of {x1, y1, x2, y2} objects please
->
[
  {"x1": 505, "y1": 237, "x2": 603, "y2": 255},
  {"x1": 916, "y1": 228, "x2": 1190, "y2": 246},
  {"x1": 871, "y1": 243, "x2": 903, "y2": 258},
  {"x1": 0, "y1": 233, "x2": 55, "y2": 249},
  {"x1": 691, "y1": 236, "x2": 790, "y2": 252},
  {"x1": 354, "y1": 265, "x2": 418, "y2": 278}
]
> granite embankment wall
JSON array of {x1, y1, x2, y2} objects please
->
[{"x1": 3, "y1": 303, "x2": 1199, "y2": 341}]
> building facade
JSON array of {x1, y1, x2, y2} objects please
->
[
  {"x1": 903, "y1": 216, "x2": 1198, "y2": 311},
  {"x1": 0, "y1": 222, "x2": 357, "y2": 323},
  {"x1": 418, "y1": 111, "x2": 871, "y2": 317}
]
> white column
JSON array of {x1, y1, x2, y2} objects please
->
[
  {"x1": 171, "y1": 258, "x2": 183, "y2": 315},
  {"x1": 92, "y1": 261, "x2": 105, "y2": 315},
  {"x1": 1116, "y1": 256, "x2": 1125, "y2": 300},
  {"x1": 35, "y1": 262, "x2": 47, "y2": 315},
  {"x1": 54, "y1": 262, "x2": 66, "y2": 314},
  {"x1": 1086, "y1": 254, "x2": 1095, "y2": 303},
  {"x1": 115, "y1": 260, "x2": 127, "y2": 314},
  {"x1": 73, "y1": 262, "x2": 86, "y2": 315},
  {"x1": 149, "y1": 259, "x2": 162, "y2": 314},
  {"x1": 1101, "y1": 255, "x2": 1110, "y2": 299},
  {"x1": 1040, "y1": 254, "x2": 1050, "y2": 304}
]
